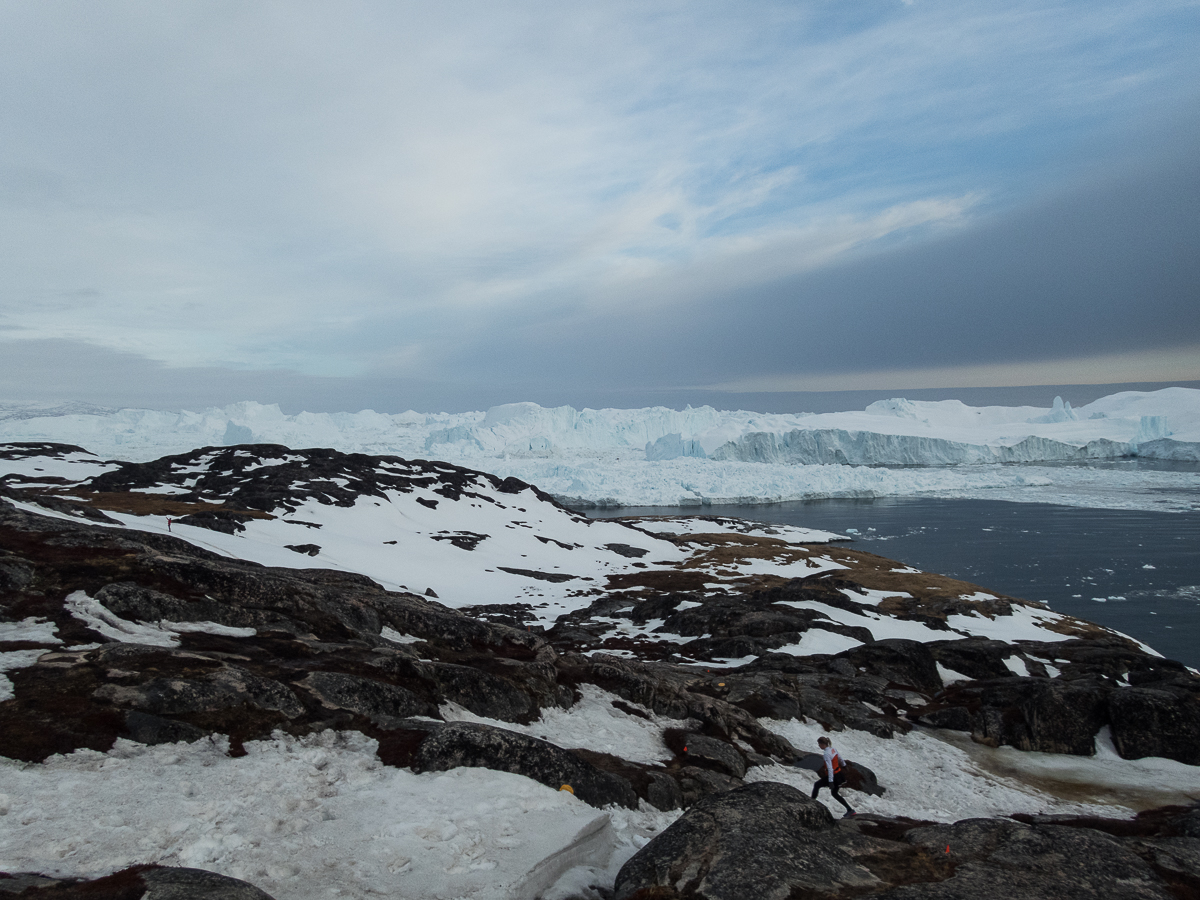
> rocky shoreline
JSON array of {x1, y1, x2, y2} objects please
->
[{"x1": 2, "y1": 442, "x2": 1198, "y2": 899}]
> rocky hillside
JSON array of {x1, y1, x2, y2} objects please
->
[{"x1": 1, "y1": 442, "x2": 1198, "y2": 899}]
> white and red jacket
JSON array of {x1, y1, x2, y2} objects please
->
[{"x1": 822, "y1": 746, "x2": 843, "y2": 783}]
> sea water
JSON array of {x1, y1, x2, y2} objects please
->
[{"x1": 585, "y1": 498, "x2": 1200, "y2": 668}]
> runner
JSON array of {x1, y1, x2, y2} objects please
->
[{"x1": 811, "y1": 736, "x2": 856, "y2": 818}]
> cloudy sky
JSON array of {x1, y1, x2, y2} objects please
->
[{"x1": 1, "y1": 1, "x2": 1198, "y2": 413}]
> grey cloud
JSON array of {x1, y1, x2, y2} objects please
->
[{"x1": 444, "y1": 124, "x2": 1200, "y2": 392}]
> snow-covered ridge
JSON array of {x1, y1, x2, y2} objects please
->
[{"x1": 2, "y1": 388, "x2": 1198, "y2": 511}]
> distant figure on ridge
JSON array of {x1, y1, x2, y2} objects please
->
[{"x1": 812, "y1": 735, "x2": 856, "y2": 818}]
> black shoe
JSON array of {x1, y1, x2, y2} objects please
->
[{"x1": 843, "y1": 810, "x2": 857, "y2": 818}]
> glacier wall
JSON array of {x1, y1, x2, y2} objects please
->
[
  {"x1": 709, "y1": 429, "x2": 1138, "y2": 466},
  {"x1": 2, "y1": 388, "x2": 1197, "y2": 511}
]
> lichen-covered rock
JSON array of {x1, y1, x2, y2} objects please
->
[
  {"x1": 299, "y1": 671, "x2": 434, "y2": 724},
  {"x1": 614, "y1": 781, "x2": 875, "y2": 900},
  {"x1": 887, "y1": 818, "x2": 1174, "y2": 899}
]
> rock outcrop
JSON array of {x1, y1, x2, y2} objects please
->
[{"x1": 616, "y1": 787, "x2": 1200, "y2": 900}]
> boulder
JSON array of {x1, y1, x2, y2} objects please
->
[
  {"x1": 614, "y1": 781, "x2": 877, "y2": 900},
  {"x1": 888, "y1": 818, "x2": 1174, "y2": 899},
  {"x1": 0, "y1": 865, "x2": 276, "y2": 900},
  {"x1": 836, "y1": 639, "x2": 942, "y2": 694},
  {"x1": 677, "y1": 766, "x2": 745, "y2": 806},
  {"x1": 940, "y1": 677, "x2": 1109, "y2": 755},
  {"x1": 299, "y1": 671, "x2": 435, "y2": 725},
  {"x1": 423, "y1": 661, "x2": 540, "y2": 723},
  {"x1": 668, "y1": 731, "x2": 747, "y2": 778},
  {"x1": 412, "y1": 721, "x2": 638, "y2": 809},
  {"x1": 1108, "y1": 686, "x2": 1200, "y2": 765}
]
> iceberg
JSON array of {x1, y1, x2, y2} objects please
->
[
  {"x1": 645, "y1": 433, "x2": 707, "y2": 461},
  {"x1": 2, "y1": 388, "x2": 1197, "y2": 512}
]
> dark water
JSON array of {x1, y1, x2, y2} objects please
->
[{"x1": 584, "y1": 498, "x2": 1200, "y2": 668}]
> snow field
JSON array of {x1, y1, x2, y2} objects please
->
[
  {"x1": 7, "y1": 485, "x2": 689, "y2": 619},
  {"x1": 5, "y1": 683, "x2": 1198, "y2": 900},
  {"x1": 0, "y1": 730, "x2": 678, "y2": 900},
  {"x1": 755, "y1": 718, "x2": 1200, "y2": 822}
]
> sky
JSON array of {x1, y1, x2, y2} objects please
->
[{"x1": 1, "y1": 0, "x2": 1198, "y2": 414}]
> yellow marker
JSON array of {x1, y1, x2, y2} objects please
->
[{"x1": 559, "y1": 784, "x2": 575, "y2": 794}]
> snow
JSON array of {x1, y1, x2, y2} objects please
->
[
  {"x1": 380, "y1": 627, "x2": 425, "y2": 645},
  {"x1": 2, "y1": 388, "x2": 1197, "y2": 512},
  {"x1": 838, "y1": 587, "x2": 910, "y2": 607},
  {"x1": 775, "y1": 629, "x2": 863, "y2": 657},
  {"x1": 441, "y1": 685, "x2": 683, "y2": 766},
  {"x1": 936, "y1": 663, "x2": 970, "y2": 686},
  {"x1": 755, "y1": 718, "x2": 1200, "y2": 822},
  {"x1": 1003, "y1": 656, "x2": 1032, "y2": 676},
  {"x1": 0, "y1": 730, "x2": 677, "y2": 900},
  {"x1": 0, "y1": 617, "x2": 60, "y2": 644},
  {"x1": 64, "y1": 592, "x2": 256, "y2": 648}
]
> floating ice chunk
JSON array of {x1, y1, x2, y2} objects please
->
[{"x1": 1028, "y1": 396, "x2": 1079, "y2": 424}]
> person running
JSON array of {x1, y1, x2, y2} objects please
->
[{"x1": 811, "y1": 736, "x2": 856, "y2": 817}]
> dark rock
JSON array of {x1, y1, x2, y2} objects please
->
[
  {"x1": 646, "y1": 771, "x2": 685, "y2": 811},
  {"x1": 496, "y1": 566, "x2": 578, "y2": 583},
  {"x1": 138, "y1": 866, "x2": 278, "y2": 900},
  {"x1": 837, "y1": 639, "x2": 942, "y2": 694},
  {"x1": 918, "y1": 705, "x2": 974, "y2": 732},
  {"x1": 889, "y1": 818, "x2": 1175, "y2": 899},
  {"x1": 413, "y1": 721, "x2": 638, "y2": 809},
  {"x1": 96, "y1": 665, "x2": 305, "y2": 719},
  {"x1": 564, "y1": 654, "x2": 796, "y2": 760},
  {"x1": 0, "y1": 866, "x2": 276, "y2": 900},
  {"x1": 938, "y1": 677, "x2": 1110, "y2": 755},
  {"x1": 789, "y1": 754, "x2": 886, "y2": 796},
  {"x1": 0, "y1": 554, "x2": 35, "y2": 591},
  {"x1": 95, "y1": 582, "x2": 194, "y2": 621},
  {"x1": 571, "y1": 747, "x2": 685, "y2": 811},
  {"x1": 1109, "y1": 686, "x2": 1200, "y2": 765},
  {"x1": 123, "y1": 711, "x2": 208, "y2": 745},
  {"x1": 927, "y1": 637, "x2": 1023, "y2": 682},
  {"x1": 284, "y1": 543, "x2": 321, "y2": 556},
  {"x1": 676, "y1": 766, "x2": 745, "y2": 806},
  {"x1": 1133, "y1": 836, "x2": 1200, "y2": 894},
  {"x1": 628, "y1": 594, "x2": 689, "y2": 624},
  {"x1": 844, "y1": 760, "x2": 886, "y2": 797},
  {"x1": 614, "y1": 781, "x2": 876, "y2": 900},
  {"x1": 605, "y1": 542, "x2": 649, "y2": 558},
  {"x1": 424, "y1": 662, "x2": 539, "y2": 723},
  {"x1": 299, "y1": 671, "x2": 435, "y2": 724},
  {"x1": 177, "y1": 511, "x2": 258, "y2": 534},
  {"x1": 667, "y1": 730, "x2": 747, "y2": 778}
]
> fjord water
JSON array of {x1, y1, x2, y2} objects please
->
[{"x1": 585, "y1": 498, "x2": 1200, "y2": 668}]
